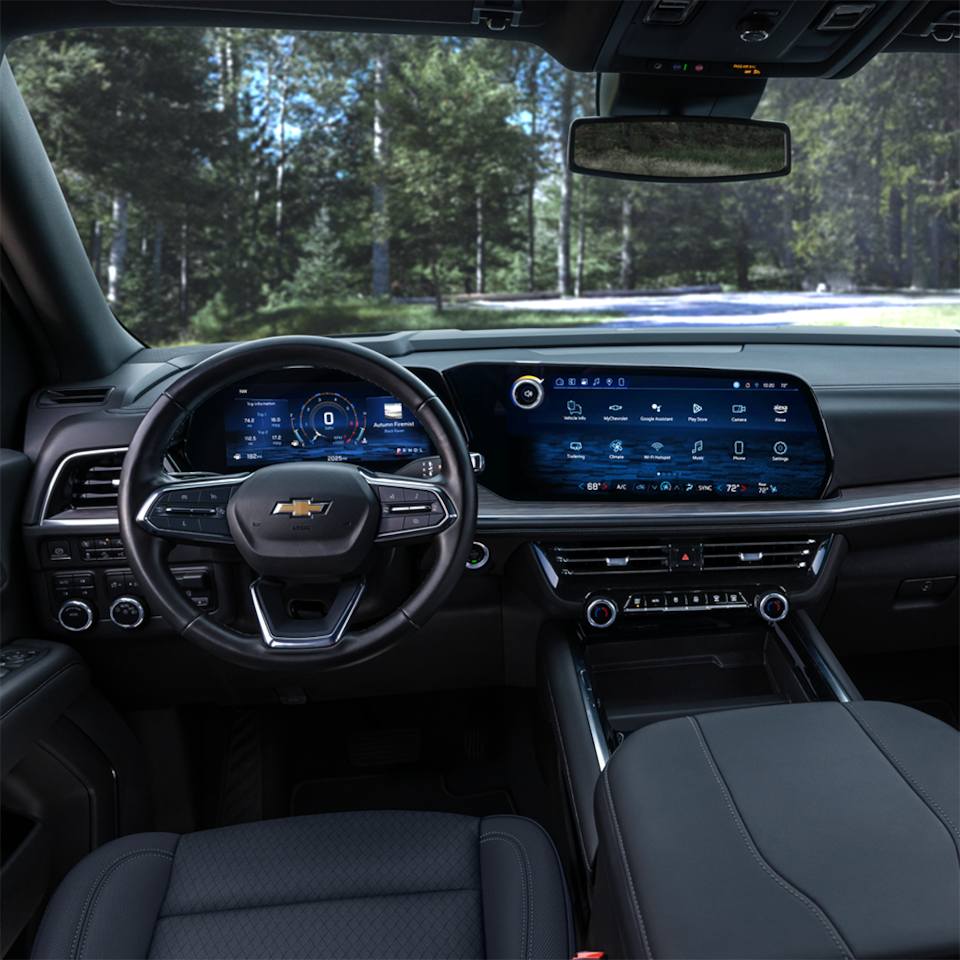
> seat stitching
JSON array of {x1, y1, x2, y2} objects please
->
[
  {"x1": 157, "y1": 886, "x2": 482, "y2": 919},
  {"x1": 480, "y1": 837, "x2": 528, "y2": 960},
  {"x1": 481, "y1": 831, "x2": 534, "y2": 959},
  {"x1": 601, "y1": 767, "x2": 653, "y2": 958},
  {"x1": 687, "y1": 717, "x2": 853, "y2": 960},
  {"x1": 843, "y1": 703, "x2": 960, "y2": 841},
  {"x1": 545, "y1": 675, "x2": 591, "y2": 868},
  {"x1": 71, "y1": 849, "x2": 175, "y2": 959}
]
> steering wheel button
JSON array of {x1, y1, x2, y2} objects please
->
[
  {"x1": 199, "y1": 488, "x2": 228, "y2": 503},
  {"x1": 378, "y1": 486, "x2": 403, "y2": 502},
  {"x1": 170, "y1": 516, "x2": 201, "y2": 532},
  {"x1": 150, "y1": 515, "x2": 171, "y2": 529},
  {"x1": 402, "y1": 514, "x2": 428, "y2": 530},
  {"x1": 404, "y1": 487, "x2": 434, "y2": 502},
  {"x1": 379, "y1": 517, "x2": 405, "y2": 533}
]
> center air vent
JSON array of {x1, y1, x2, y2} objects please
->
[
  {"x1": 544, "y1": 542, "x2": 670, "y2": 576},
  {"x1": 702, "y1": 538, "x2": 818, "y2": 571}
]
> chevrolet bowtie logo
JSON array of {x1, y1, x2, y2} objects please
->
[{"x1": 272, "y1": 499, "x2": 332, "y2": 518}]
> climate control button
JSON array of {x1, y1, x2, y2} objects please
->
[{"x1": 586, "y1": 597, "x2": 618, "y2": 628}]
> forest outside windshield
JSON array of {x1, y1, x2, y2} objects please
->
[{"x1": 8, "y1": 29, "x2": 959, "y2": 345}]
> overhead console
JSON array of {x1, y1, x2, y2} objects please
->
[
  {"x1": 595, "y1": 1, "x2": 935, "y2": 79},
  {"x1": 447, "y1": 363, "x2": 832, "y2": 502}
]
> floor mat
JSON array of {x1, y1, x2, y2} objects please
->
[{"x1": 291, "y1": 770, "x2": 516, "y2": 818}]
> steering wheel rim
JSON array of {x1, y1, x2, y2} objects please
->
[{"x1": 117, "y1": 336, "x2": 477, "y2": 671}]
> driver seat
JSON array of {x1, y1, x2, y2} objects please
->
[{"x1": 31, "y1": 810, "x2": 575, "y2": 960}]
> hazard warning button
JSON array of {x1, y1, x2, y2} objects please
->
[{"x1": 670, "y1": 542, "x2": 703, "y2": 570}]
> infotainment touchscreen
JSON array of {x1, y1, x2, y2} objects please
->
[{"x1": 447, "y1": 365, "x2": 832, "y2": 501}]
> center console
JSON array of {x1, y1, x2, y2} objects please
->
[{"x1": 532, "y1": 526, "x2": 857, "y2": 880}]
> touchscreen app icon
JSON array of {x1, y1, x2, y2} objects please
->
[
  {"x1": 774, "y1": 404, "x2": 789, "y2": 414},
  {"x1": 569, "y1": 441, "x2": 582, "y2": 451},
  {"x1": 566, "y1": 400, "x2": 582, "y2": 415},
  {"x1": 384, "y1": 402, "x2": 403, "y2": 420}
]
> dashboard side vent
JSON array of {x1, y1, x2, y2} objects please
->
[
  {"x1": 545, "y1": 542, "x2": 670, "y2": 576},
  {"x1": 41, "y1": 450, "x2": 128, "y2": 522},
  {"x1": 71, "y1": 458, "x2": 123, "y2": 509},
  {"x1": 39, "y1": 387, "x2": 113, "y2": 406},
  {"x1": 702, "y1": 538, "x2": 818, "y2": 571}
]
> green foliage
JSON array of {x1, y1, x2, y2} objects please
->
[{"x1": 8, "y1": 29, "x2": 958, "y2": 344}]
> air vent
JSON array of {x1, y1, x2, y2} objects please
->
[
  {"x1": 817, "y1": 3, "x2": 876, "y2": 32},
  {"x1": 39, "y1": 387, "x2": 113, "y2": 406},
  {"x1": 643, "y1": 0, "x2": 700, "y2": 26},
  {"x1": 702, "y1": 538, "x2": 818, "y2": 571},
  {"x1": 41, "y1": 450, "x2": 128, "y2": 523},
  {"x1": 70, "y1": 458, "x2": 123, "y2": 510},
  {"x1": 545, "y1": 542, "x2": 670, "y2": 576}
]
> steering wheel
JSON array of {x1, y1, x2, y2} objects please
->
[{"x1": 117, "y1": 336, "x2": 477, "y2": 670}]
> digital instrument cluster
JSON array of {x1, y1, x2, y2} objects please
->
[
  {"x1": 446, "y1": 364, "x2": 832, "y2": 501},
  {"x1": 185, "y1": 378, "x2": 434, "y2": 472}
]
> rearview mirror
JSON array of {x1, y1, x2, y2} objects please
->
[{"x1": 568, "y1": 116, "x2": 791, "y2": 183}]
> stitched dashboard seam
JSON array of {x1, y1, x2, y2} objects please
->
[
  {"x1": 601, "y1": 767, "x2": 652, "y2": 959},
  {"x1": 70, "y1": 848, "x2": 176, "y2": 959},
  {"x1": 843, "y1": 704, "x2": 960, "y2": 850},
  {"x1": 687, "y1": 717, "x2": 852, "y2": 960},
  {"x1": 480, "y1": 836, "x2": 527, "y2": 959}
]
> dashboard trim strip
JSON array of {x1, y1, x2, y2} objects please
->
[{"x1": 476, "y1": 480, "x2": 960, "y2": 526}]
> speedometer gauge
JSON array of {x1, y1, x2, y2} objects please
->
[{"x1": 296, "y1": 392, "x2": 366, "y2": 447}]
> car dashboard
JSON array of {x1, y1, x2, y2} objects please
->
[{"x1": 17, "y1": 327, "x2": 959, "y2": 698}]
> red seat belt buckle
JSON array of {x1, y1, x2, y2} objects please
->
[{"x1": 574, "y1": 953, "x2": 605, "y2": 958}]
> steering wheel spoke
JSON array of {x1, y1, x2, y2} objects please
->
[
  {"x1": 251, "y1": 577, "x2": 365, "y2": 648},
  {"x1": 137, "y1": 474, "x2": 248, "y2": 545},
  {"x1": 362, "y1": 471, "x2": 457, "y2": 542}
]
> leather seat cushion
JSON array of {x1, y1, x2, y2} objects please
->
[
  {"x1": 32, "y1": 810, "x2": 574, "y2": 960},
  {"x1": 590, "y1": 700, "x2": 960, "y2": 959}
]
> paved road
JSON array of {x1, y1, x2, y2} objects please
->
[{"x1": 475, "y1": 291, "x2": 959, "y2": 326}]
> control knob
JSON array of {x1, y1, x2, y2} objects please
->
[
  {"x1": 58, "y1": 600, "x2": 95, "y2": 632},
  {"x1": 109, "y1": 596, "x2": 146, "y2": 629},
  {"x1": 756, "y1": 591, "x2": 789, "y2": 623},
  {"x1": 586, "y1": 596, "x2": 618, "y2": 629},
  {"x1": 510, "y1": 377, "x2": 545, "y2": 410}
]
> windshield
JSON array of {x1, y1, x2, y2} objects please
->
[{"x1": 8, "y1": 29, "x2": 959, "y2": 345}]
